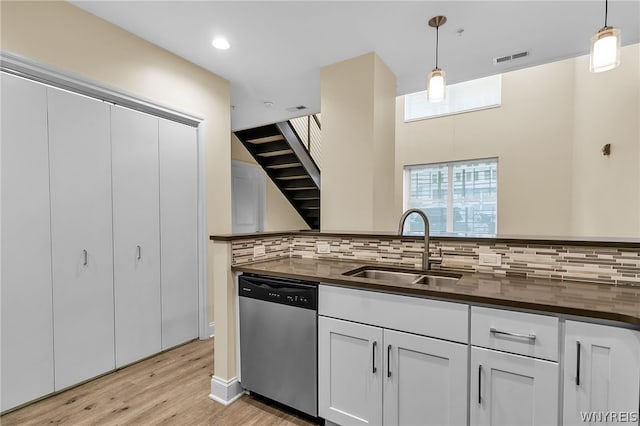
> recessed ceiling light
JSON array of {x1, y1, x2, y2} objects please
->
[{"x1": 212, "y1": 37, "x2": 230, "y2": 50}]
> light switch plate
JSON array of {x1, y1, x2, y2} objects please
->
[
  {"x1": 317, "y1": 243, "x2": 331, "y2": 254},
  {"x1": 253, "y1": 245, "x2": 266, "y2": 257},
  {"x1": 479, "y1": 253, "x2": 502, "y2": 266}
]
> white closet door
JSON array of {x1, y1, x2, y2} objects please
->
[
  {"x1": 0, "y1": 73, "x2": 54, "y2": 411},
  {"x1": 111, "y1": 106, "x2": 161, "y2": 367},
  {"x1": 159, "y1": 118, "x2": 198, "y2": 349},
  {"x1": 48, "y1": 87, "x2": 115, "y2": 390}
]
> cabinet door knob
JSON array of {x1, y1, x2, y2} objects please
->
[
  {"x1": 372, "y1": 341, "x2": 377, "y2": 374},
  {"x1": 576, "y1": 341, "x2": 581, "y2": 386},
  {"x1": 478, "y1": 364, "x2": 483, "y2": 404},
  {"x1": 387, "y1": 344, "x2": 392, "y2": 378}
]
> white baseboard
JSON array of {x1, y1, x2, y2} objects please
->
[
  {"x1": 208, "y1": 321, "x2": 215, "y2": 338},
  {"x1": 209, "y1": 375, "x2": 244, "y2": 406}
]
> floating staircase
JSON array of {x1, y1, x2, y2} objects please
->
[{"x1": 234, "y1": 119, "x2": 321, "y2": 229}]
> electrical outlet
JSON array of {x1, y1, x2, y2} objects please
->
[
  {"x1": 253, "y1": 245, "x2": 266, "y2": 257},
  {"x1": 479, "y1": 253, "x2": 502, "y2": 266},
  {"x1": 316, "y1": 243, "x2": 331, "y2": 254}
]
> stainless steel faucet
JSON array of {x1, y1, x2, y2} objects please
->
[{"x1": 398, "y1": 208, "x2": 442, "y2": 271}]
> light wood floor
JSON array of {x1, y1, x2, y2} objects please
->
[{"x1": 1, "y1": 339, "x2": 315, "y2": 425}]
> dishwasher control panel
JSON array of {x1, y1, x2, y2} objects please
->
[{"x1": 239, "y1": 274, "x2": 318, "y2": 310}]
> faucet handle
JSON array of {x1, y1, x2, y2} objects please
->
[{"x1": 429, "y1": 247, "x2": 443, "y2": 265}]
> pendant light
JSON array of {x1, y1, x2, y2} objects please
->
[
  {"x1": 590, "y1": 0, "x2": 621, "y2": 73},
  {"x1": 427, "y1": 15, "x2": 447, "y2": 102}
]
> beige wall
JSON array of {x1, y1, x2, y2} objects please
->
[
  {"x1": 1, "y1": 1, "x2": 232, "y2": 322},
  {"x1": 231, "y1": 135, "x2": 310, "y2": 231},
  {"x1": 395, "y1": 44, "x2": 640, "y2": 238},
  {"x1": 571, "y1": 45, "x2": 640, "y2": 237},
  {"x1": 321, "y1": 52, "x2": 397, "y2": 232}
]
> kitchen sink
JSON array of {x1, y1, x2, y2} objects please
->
[
  {"x1": 348, "y1": 269, "x2": 424, "y2": 284},
  {"x1": 344, "y1": 266, "x2": 462, "y2": 286}
]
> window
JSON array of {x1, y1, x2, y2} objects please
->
[
  {"x1": 404, "y1": 158, "x2": 498, "y2": 235},
  {"x1": 404, "y1": 74, "x2": 502, "y2": 121}
]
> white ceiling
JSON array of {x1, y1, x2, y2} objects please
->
[{"x1": 71, "y1": 1, "x2": 640, "y2": 131}]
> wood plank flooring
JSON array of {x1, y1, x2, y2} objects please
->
[{"x1": 1, "y1": 339, "x2": 314, "y2": 425}]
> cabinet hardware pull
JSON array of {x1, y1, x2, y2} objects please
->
[
  {"x1": 387, "y1": 345, "x2": 392, "y2": 378},
  {"x1": 372, "y1": 341, "x2": 377, "y2": 374},
  {"x1": 576, "y1": 340, "x2": 581, "y2": 386},
  {"x1": 478, "y1": 364, "x2": 482, "y2": 404},
  {"x1": 137, "y1": 245, "x2": 142, "y2": 260},
  {"x1": 82, "y1": 249, "x2": 88, "y2": 266},
  {"x1": 490, "y1": 327, "x2": 536, "y2": 342}
]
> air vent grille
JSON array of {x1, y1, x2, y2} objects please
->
[{"x1": 493, "y1": 51, "x2": 529, "y2": 65}]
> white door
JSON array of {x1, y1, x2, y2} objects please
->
[
  {"x1": 563, "y1": 321, "x2": 640, "y2": 426},
  {"x1": 111, "y1": 106, "x2": 162, "y2": 367},
  {"x1": 159, "y1": 118, "x2": 198, "y2": 349},
  {"x1": 383, "y1": 329, "x2": 468, "y2": 426},
  {"x1": 318, "y1": 316, "x2": 383, "y2": 426},
  {"x1": 231, "y1": 161, "x2": 265, "y2": 234},
  {"x1": 48, "y1": 87, "x2": 115, "y2": 390},
  {"x1": 0, "y1": 73, "x2": 55, "y2": 410},
  {"x1": 470, "y1": 347, "x2": 558, "y2": 426}
]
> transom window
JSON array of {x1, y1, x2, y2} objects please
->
[{"x1": 403, "y1": 158, "x2": 498, "y2": 235}]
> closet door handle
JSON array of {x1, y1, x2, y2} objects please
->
[
  {"x1": 82, "y1": 249, "x2": 88, "y2": 266},
  {"x1": 387, "y1": 345, "x2": 392, "y2": 378},
  {"x1": 478, "y1": 364, "x2": 483, "y2": 404},
  {"x1": 372, "y1": 341, "x2": 377, "y2": 374},
  {"x1": 576, "y1": 341, "x2": 581, "y2": 386},
  {"x1": 136, "y1": 245, "x2": 142, "y2": 260}
]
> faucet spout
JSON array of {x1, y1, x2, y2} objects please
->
[{"x1": 398, "y1": 208, "x2": 431, "y2": 271}]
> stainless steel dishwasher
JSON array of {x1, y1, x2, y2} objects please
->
[{"x1": 239, "y1": 273, "x2": 318, "y2": 417}]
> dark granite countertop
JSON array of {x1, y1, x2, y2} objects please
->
[
  {"x1": 232, "y1": 257, "x2": 640, "y2": 326},
  {"x1": 211, "y1": 230, "x2": 640, "y2": 248}
]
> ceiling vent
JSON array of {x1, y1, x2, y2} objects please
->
[
  {"x1": 286, "y1": 105, "x2": 307, "y2": 112},
  {"x1": 493, "y1": 51, "x2": 529, "y2": 65}
]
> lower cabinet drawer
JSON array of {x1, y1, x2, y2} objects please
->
[{"x1": 471, "y1": 306, "x2": 559, "y2": 361}]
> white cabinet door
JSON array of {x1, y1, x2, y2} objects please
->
[
  {"x1": 158, "y1": 119, "x2": 198, "y2": 349},
  {"x1": 48, "y1": 87, "x2": 115, "y2": 390},
  {"x1": 470, "y1": 347, "x2": 558, "y2": 426},
  {"x1": 318, "y1": 316, "x2": 383, "y2": 426},
  {"x1": 0, "y1": 74, "x2": 54, "y2": 411},
  {"x1": 111, "y1": 106, "x2": 161, "y2": 367},
  {"x1": 563, "y1": 321, "x2": 640, "y2": 426},
  {"x1": 383, "y1": 330, "x2": 468, "y2": 426}
]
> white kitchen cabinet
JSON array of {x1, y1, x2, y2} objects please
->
[
  {"x1": 319, "y1": 316, "x2": 383, "y2": 426},
  {"x1": 111, "y1": 106, "x2": 162, "y2": 367},
  {"x1": 383, "y1": 329, "x2": 467, "y2": 426},
  {"x1": 48, "y1": 87, "x2": 116, "y2": 390},
  {"x1": 563, "y1": 321, "x2": 640, "y2": 426},
  {"x1": 470, "y1": 346, "x2": 558, "y2": 426},
  {"x1": 159, "y1": 119, "x2": 199, "y2": 349},
  {"x1": 0, "y1": 73, "x2": 55, "y2": 411}
]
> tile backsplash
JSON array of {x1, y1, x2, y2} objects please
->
[{"x1": 230, "y1": 234, "x2": 640, "y2": 286}]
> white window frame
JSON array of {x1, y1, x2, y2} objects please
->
[{"x1": 403, "y1": 157, "x2": 498, "y2": 235}]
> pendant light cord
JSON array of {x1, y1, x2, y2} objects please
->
[
  {"x1": 604, "y1": 0, "x2": 608, "y2": 27},
  {"x1": 435, "y1": 25, "x2": 440, "y2": 68}
]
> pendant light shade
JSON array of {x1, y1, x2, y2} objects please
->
[
  {"x1": 427, "y1": 68, "x2": 446, "y2": 103},
  {"x1": 590, "y1": 0, "x2": 621, "y2": 73},
  {"x1": 590, "y1": 27, "x2": 621, "y2": 72},
  {"x1": 427, "y1": 15, "x2": 447, "y2": 103}
]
